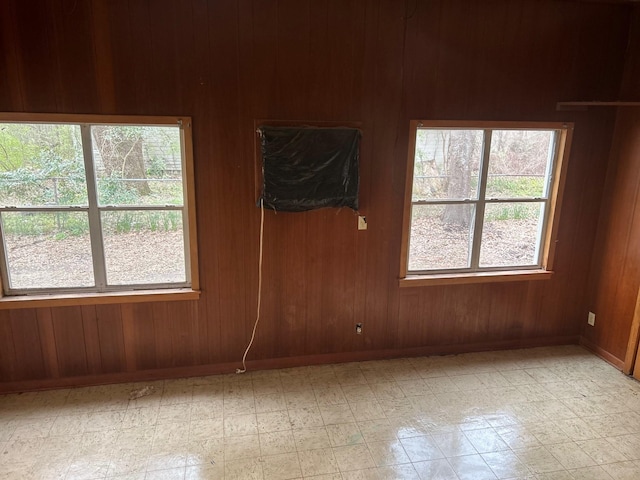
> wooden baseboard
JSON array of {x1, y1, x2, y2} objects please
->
[
  {"x1": 579, "y1": 336, "x2": 625, "y2": 370},
  {"x1": 0, "y1": 335, "x2": 579, "y2": 394}
]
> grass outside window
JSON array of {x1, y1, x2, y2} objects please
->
[
  {"x1": 400, "y1": 120, "x2": 572, "y2": 286},
  {"x1": 0, "y1": 113, "x2": 199, "y2": 302}
]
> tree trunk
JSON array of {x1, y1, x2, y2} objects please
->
[
  {"x1": 93, "y1": 126, "x2": 150, "y2": 195},
  {"x1": 442, "y1": 130, "x2": 475, "y2": 227}
]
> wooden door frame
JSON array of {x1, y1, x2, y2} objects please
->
[{"x1": 624, "y1": 288, "x2": 640, "y2": 376}]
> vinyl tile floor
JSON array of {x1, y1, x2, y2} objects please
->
[{"x1": 2, "y1": 345, "x2": 640, "y2": 479}]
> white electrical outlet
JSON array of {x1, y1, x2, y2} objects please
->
[{"x1": 588, "y1": 311, "x2": 596, "y2": 326}]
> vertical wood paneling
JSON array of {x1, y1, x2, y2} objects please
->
[
  {"x1": 319, "y1": 211, "x2": 358, "y2": 354},
  {"x1": 304, "y1": 211, "x2": 326, "y2": 353},
  {"x1": 276, "y1": 214, "x2": 308, "y2": 358},
  {"x1": 11, "y1": 0, "x2": 60, "y2": 111},
  {"x1": 364, "y1": 0, "x2": 403, "y2": 351},
  {"x1": 621, "y1": 9, "x2": 640, "y2": 100},
  {"x1": 352, "y1": 0, "x2": 378, "y2": 352},
  {"x1": 191, "y1": 0, "x2": 219, "y2": 366},
  {"x1": 99, "y1": 0, "x2": 136, "y2": 113},
  {"x1": 0, "y1": 0, "x2": 24, "y2": 111},
  {"x1": 36, "y1": 308, "x2": 59, "y2": 379},
  {"x1": 166, "y1": 301, "x2": 199, "y2": 367},
  {"x1": 397, "y1": 291, "x2": 421, "y2": 348},
  {"x1": 0, "y1": 0, "x2": 635, "y2": 387},
  {"x1": 80, "y1": 306, "x2": 103, "y2": 374},
  {"x1": 0, "y1": 311, "x2": 17, "y2": 382},
  {"x1": 126, "y1": 0, "x2": 154, "y2": 114},
  {"x1": 48, "y1": 0, "x2": 98, "y2": 113},
  {"x1": 145, "y1": 0, "x2": 183, "y2": 115},
  {"x1": 584, "y1": 9, "x2": 640, "y2": 363},
  {"x1": 51, "y1": 307, "x2": 88, "y2": 377},
  {"x1": 586, "y1": 109, "x2": 640, "y2": 361},
  {"x1": 260, "y1": 0, "x2": 312, "y2": 360},
  {"x1": 120, "y1": 304, "x2": 137, "y2": 372},
  {"x1": 8, "y1": 309, "x2": 46, "y2": 380},
  {"x1": 563, "y1": 112, "x2": 616, "y2": 329},
  {"x1": 487, "y1": 283, "x2": 527, "y2": 341},
  {"x1": 431, "y1": 0, "x2": 476, "y2": 116},
  {"x1": 122, "y1": 303, "x2": 156, "y2": 371},
  {"x1": 150, "y1": 301, "x2": 200, "y2": 368},
  {"x1": 207, "y1": 0, "x2": 247, "y2": 364},
  {"x1": 379, "y1": 0, "x2": 411, "y2": 352},
  {"x1": 95, "y1": 304, "x2": 126, "y2": 373},
  {"x1": 152, "y1": 302, "x2": 172, "y2": 369},
  {"x1": 90, "y1": 0, "x2": 116, "y2": 112},
  {"x1": 237, "y1": 0, "x2": 265, "y2": 364}
]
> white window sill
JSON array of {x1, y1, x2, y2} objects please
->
[
  {"x1": 399, "y1": 269, "x2": 553, "y2": 287},
  {"x1": 0, "y1": 288, "x2": 200, "y2": 310}
]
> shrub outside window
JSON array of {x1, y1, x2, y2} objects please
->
[
  {"x1": 401, "y1": 121, "x2": 572, "y2": 280},
  {"x1": 0, "y1": 114, "x2": 198, "y2": 296}
]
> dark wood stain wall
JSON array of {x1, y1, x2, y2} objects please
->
[
  {"x1": 0, "y1": 0, "x2": 633, "y2": 388},
  {"x1": 584, "y1": 9, "x2": 640, "y2": 364}
]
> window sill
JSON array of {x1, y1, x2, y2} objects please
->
[
  {"x1": 399, "y1": 269, "x2": 553, "y2": 287},
  {"x1": 0, "y1": 288, "x2": 200, "y2": 310}
]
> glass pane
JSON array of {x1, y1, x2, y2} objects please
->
[
  {"x1": 0, "y1": 123, "x2": 87, "y2": 207},
  {"x1": 408, "y1": 204, "x2": 475, "y2": 271},
  {"x1": 479, "y1": 202, "x2": 544, "y2": 267},
  {"x1": 1, "y1": 212, "x2": 93, "y2": 289},
  {"x1": 102, "y1": 210, "x2": 186, "y2": 285},
  {"x1": 92, "y1": 125, "x2": 183, "y2": 206},
  {"x1": 486, "y1": 130, "x2": 555, "y2": 199},
  {"x1": 413, "y1": 129, "x2": 483, "y2": 201}
]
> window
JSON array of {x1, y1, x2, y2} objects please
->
[
  {"x1": 401, "y1": 121, "x2": 572, "y2": 283},
  {"x1": 0, "y1": 114, "x2": 198, "y2": 298}
]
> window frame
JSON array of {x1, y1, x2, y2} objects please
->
[
  {"x1": 400, "y1": 120, "x2": 573, "y2": 286},
  {"x1": 0, "y1": 113, "x2": 199, "y2": 304}
]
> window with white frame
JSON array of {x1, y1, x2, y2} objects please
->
[
  {"x1": 0, "y1": 114, "x2": 197, "y2": 296},
  {"x1": 402, "y1": 121, "x2": 571, "y2": 277}
]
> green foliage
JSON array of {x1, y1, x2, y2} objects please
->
[
  {"x1": 0, "y1": 124, "x2": 87, "y2": 207},
  {"x1": 145, "y1": 155, "x2": 166, "y2": 178},
  {"x1": 97, "y1": 177, "x2": 139, "y2": 205},
  {"x1": 2, "y1": 212, "x2": 88, "y2": 236},
  {"x1": 487, "y1": 204, "x2": 536, "y2": 222},
  {"x1": 105, "y1": 211, "x2": 182, "y2": 234},
  {"x1": 487, "y1": 176, "x2": 544, "y2": 198},
  {"x1": 1, "y1": 122, "x2": 184, "y2": 239}
]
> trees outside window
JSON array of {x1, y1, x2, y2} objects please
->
[
  {"x1": 403, "y1": 121, "x2": 571, "y2": 276},
  {"x1": 0, "y1": 115, "x2": 195, "y2": 295}
]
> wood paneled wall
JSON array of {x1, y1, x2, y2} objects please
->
[
  {"x1": 0, "y1": 0, "x2": 633, "y2": 390},
  {"x1": 583, "y1": 8, "x2": 640, "y2": 366}
]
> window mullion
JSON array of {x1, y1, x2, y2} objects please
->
[
  {"x1": 0, "y1": 215, "x2": 10, "y2": 294},
  {"x1": 536, "y1": 131, "x2": 560, "y2": 265},
  {"x1": 469, "y1": 130, "x2": 492, "y2": 270},
  {"x1": 178, "y1": 123, "x2": 192, "y2": 285},
  {"x1": 80, "y1": 125, "x2": 108, "y2": 291}
]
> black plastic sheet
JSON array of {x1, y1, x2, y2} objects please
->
[{"x1": 258, "y1": 126, "x2": 360, "y2": 212}]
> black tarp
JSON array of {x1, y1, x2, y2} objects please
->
[{"x1": 258, "y1": 126, "x2": 360, "y2": 212}]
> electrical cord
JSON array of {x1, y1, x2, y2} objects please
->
[{"x1": 236, "y1": 198, "x2": 265, "y2": 374}]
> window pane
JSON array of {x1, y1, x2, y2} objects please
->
[
  {"x1": 479, "y1": 202, "x2": 544, "y2": 267},
  {"x1": 409, "y1": 204, "x2": 475, "y2": 271},
  {"x1": 1, "y1": 212, "x2": 93, "y2": 289},
  {"x1": 486, "y1": 130, "x2": 555, "y2": 199},
  {"x1": 0, "y1": 123, "x2": 87, "y2": 207},
  {"x1": 92, "y1": 125, "x2": 183, "y2": 206},
  {"x1": 413, "y1": 129, "x2": 483, "y2": 201},
  {"x1": 101, "y1": 210, "x2": 185, "y2": 285}
]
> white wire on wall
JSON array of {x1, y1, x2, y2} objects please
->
[{"x1": 236, "y1": 198, "x2": 265, "y2": 374}]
